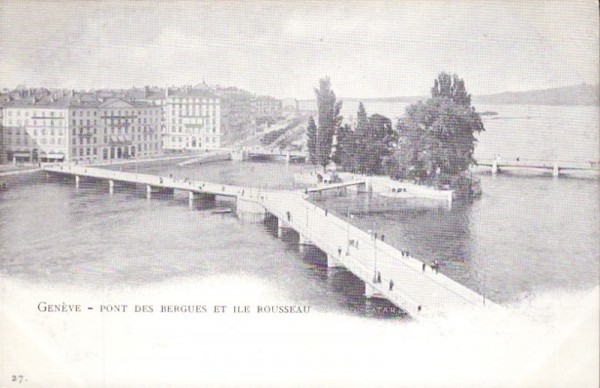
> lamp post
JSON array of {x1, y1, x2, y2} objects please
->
[
  {"x1": 346, "y1": 207, "x2": 353, "y2": 255},
  {"x1": 372, "y1": 221, "x2": 378, "y2": 282}
]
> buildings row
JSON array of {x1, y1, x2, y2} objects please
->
[{"x1": 0, "y1": 85, "x2": 288, "y2": 164}]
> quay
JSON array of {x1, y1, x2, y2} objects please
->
[{"x1": 43, "y1": 164, "x2": 495, "y2": 319}]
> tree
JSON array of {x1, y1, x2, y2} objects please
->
[
  {"x1": 335, "y1": 102, "x2": 396, "y2": 175},
  {"x1": 394, "y1": 73, "x2": 484, "y2": 184},
  {"x1": 306, "y1": 115, "x2": 317, "y2": 164},
  {"x1": 314, "y1": 77, "x2": 343, "y2": 168},
  {"x1": 361, "y1": 113, "x2": 396, "y2": 174},
  {"x1": 431, "y1": 72, "x2": 472, "y2": 106}
]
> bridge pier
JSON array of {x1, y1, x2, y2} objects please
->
[
  {"x1": 75, "y1": 175, "x2": 80, "y2": 189},
  {"x1": 109, "y1": 180, "x2": 114, "y2": 195},
  {"x1": 298, "y1": 234, "x2": 313, "y2": 245},
  {"x1": 236, "y1": 196, "x2": 267, "y2": 222},
  {"x1": 188, "y1": 191, "x2": 196, "y2": 208},
  {"x1": 146, "y1": 185, "x2": 175, "y2": 200},
  {"x1": 364, "y1": 282, "x2": 377, "y2": 298},
  {"x1": 277, "y1": 218, "x2": 293, "y2": 238},
  {"x1": 327, "y1": 253, "x2": 343, "y2": 268},
  {"x1": 491, "y1": 160, "x2": 498, "y2": 175},
  {"x1": 553, "y1": 162, "x2": 559, "y2": 177}
]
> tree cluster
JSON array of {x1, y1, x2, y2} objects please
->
[
  {"x1": 336, "y1": 103, "x2": 396, "y2": 175},
  {"x1": 389, "y1": 73, "x2": 484, "y2": 186},
  {"x1": 306, "y1": 73, "x2": 483, "y2": 190}
]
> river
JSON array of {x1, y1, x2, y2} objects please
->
[{"x1": 0, "y1": 108, "x2": 598, "y2": 385}]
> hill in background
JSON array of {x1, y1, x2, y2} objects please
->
[
  {"x1": 473, "y1": 83, "x2": 598, "y2": 106},
  {"x1": 298, "y1": 83, "x2": 599, "y2": 109}
]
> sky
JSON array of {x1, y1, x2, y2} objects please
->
[{"x1": 0, "y1": 0, "x2": 598, "y2": 99}]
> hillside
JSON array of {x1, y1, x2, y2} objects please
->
[
  {"x1": 473, "y1": 83, "x2": 599, "y2": 106},
  {"x1": 298, "y1": 83, "x2": 599, "y2": 109}
]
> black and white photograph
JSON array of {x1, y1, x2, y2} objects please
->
[{"x1": 0, "y1": 1, "x2": 598, "y2": 386}]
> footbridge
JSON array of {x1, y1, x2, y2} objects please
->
[
  {"x1": 258, "y1": 191, "x2": 491, "y2": 318},
  {"x1": 305, "y1": 180, "x2": 367, "y2": 193},
  {"x1": 477, "y1": 158, "x2": 598, "y2": 177},
  {"x1": 44, "y1": 164, "x2": 244, "y2": 204},
  {"x1": 43, "y1": 164, "x2": 494, "y2": 319}
]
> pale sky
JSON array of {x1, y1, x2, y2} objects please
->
[{"x1": 0, "y1": 0, "x2": 598, "y2": 99}]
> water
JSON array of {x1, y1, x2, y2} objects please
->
[
  {"x1": 1, "y1": 106, "x2": 598, "y2": 385},
  {"x1": 302, "y1": 100, "x2": 600, "y2": 163},
  {"x1": 1, "y1": 161, "x2": 597, "y2": 305}
]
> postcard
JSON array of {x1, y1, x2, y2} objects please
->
[{"x1": 0, "y1": 1, "x2": 598, "y2": 387}]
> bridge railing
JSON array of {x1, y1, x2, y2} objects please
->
[{"x1": 260, "y1": 192, "x2": 484, "y2": 314}]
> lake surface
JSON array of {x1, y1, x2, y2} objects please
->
[
  {"x1": 1, "y1": 159, "x2": 597, "y2": 307},
  {"x1": 1, "y1": 138, "x2": 597, "y2": 385},
  {"x1": 301, "y1": 100, "x2": 600, "y2": 164}
]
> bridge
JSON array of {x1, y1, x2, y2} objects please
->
[
  {"x1": 230, "y1": 147, "x2": 307, "y2": 163},
  {"x1": 43, "y1": 164, "x2": 494, "y2": 319},
  {"x1": 477, "y1": 158, "x2": 598, "y2": 177},
  {"x1": 305, "y1": 180, "x2": 367, "y2": 193}
]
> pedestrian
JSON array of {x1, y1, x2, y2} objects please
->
[
  {"x1": 422, "y1": 262, "x2": 426, "y2": 272},
  {"x1": 325, "y1": 209, "x2": 328, "y2": 216},
  {"x1": 374, "y1": 232, "x2": 378, "y2": 240},
  {"x1": 418, "y1": 305, "x2": 422, "y2": 312},
  {"x1": 338, "y1": 247, "x2": 342, "y2": 257},
  {"x1": 406, "y1": 251, "x2": 410, "y2": 258},
  {"x1": 377, "y1": 272, "x2": 381, "y2": 283},
  {"x1": 381, "y1": 235, "x2": 385, "y2": 242},
  {"x1": 286, "y1": 211, "x2": 291, "y2": 221},
  {"x1": 389, "y1": 279, "x2": 394, "y2": 291}
]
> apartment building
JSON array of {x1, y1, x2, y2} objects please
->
[
  {"x1": 163, "y1": 87, "x2": 221, "y2": 150},
  {"x1": 1, "y1": 97, "x2": 162, "y2": 163}
]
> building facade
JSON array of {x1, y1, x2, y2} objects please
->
[
  {"x1": 216, "y1": 87, "x2": 256, "y2": 145},
  {"x1": 253, "y1": 96, "x2": 283, "y2": 119},
  {"x1": 163, "y1": 88, "x2": 221, "y2": 150},
  {"x1": 1, "y1": 97, "x2": 162, "y2": 163},
  {"x1": 0, "y1": 107, "x2": 3, "y2": 163}
]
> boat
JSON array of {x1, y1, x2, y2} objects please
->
[{"x1": 211, "y1": 208, "x2": 232, "y2": 214}]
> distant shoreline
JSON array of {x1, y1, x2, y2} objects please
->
[{"x1": 298, "y1": 83, "x2": 599, "y2": 107}]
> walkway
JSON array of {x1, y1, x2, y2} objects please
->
[
  {"x1": 260, "y1": 191, "x2": 492, "y2": 319},
  {"x1": 43, "y1": 164, "x2": 494, "y2": 319}
]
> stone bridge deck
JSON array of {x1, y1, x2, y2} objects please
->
[{"x1": 44, "y1": 164, "x2": 494, "y2": 319}]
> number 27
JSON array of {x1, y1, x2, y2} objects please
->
[{"x1": 11, "y1": 375, "x2": 24, "y2": 383}]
